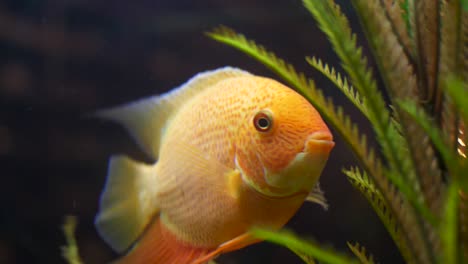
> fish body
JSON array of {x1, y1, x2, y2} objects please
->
[{"x1": 94, "y1": 67, "x2": 334, "y2": 263}]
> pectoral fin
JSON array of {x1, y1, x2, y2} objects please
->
[
  {"x1": 305, "y1": 183, "x2": 328, "y2": 210},
  {"x1": 157, "y1": 136, "x2": 241, "y2": 199}
]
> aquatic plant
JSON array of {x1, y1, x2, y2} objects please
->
[
  {"x1": 207, "y1": 0, "x2": 468, "y2": 263},
  {"x1": 61, "y1": 216, "x2": 84, "y2": 264}
]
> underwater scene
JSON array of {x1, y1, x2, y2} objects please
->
[{"x1": 1, "y1": 0, "x2": 467, "y2": 263}]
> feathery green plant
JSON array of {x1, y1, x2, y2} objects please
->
[
  {"x1": 347, "y1": 242, "x2": 377, "y2": 264},
  {"x1": 208, "y1": 0, "x2": 468, "y2": 263},
  {"x1": 61, "y1": 216, "x2": 84, "y2": 264}
]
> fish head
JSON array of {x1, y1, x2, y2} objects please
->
[{"x1": 235, "y1": 78, "x2": 334, "y2": 197}]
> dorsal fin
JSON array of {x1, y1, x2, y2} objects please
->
[{"x1": 95, "y1": 67, "x2": 251, "y2": 159}]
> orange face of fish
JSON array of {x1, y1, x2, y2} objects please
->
[{"x1": 229, "y1": 77, "x2": 333, "y2": 198}]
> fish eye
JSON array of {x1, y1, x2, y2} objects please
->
[{"x1": 253, "y1": 110, "x2": 273, "y2": 132}]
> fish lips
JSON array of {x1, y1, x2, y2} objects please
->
[
  {"x1": 304, "y1": 131, "x2": 335, "y2": 155},
  {"x1": 264, "y1": 131, "x2": 335, "y2": 196}
]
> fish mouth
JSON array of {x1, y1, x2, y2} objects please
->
[
  {"x1": 303, "y1": 131, "x2": 335, "y2": 154},
  {"x1": 260, "y1": 130, "x2": 334, "y2": 197}
]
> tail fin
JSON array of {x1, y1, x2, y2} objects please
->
[{"x1": 115, "y1": 217, "x2": 214, "y2": 264}]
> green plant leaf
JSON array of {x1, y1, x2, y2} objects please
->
[
  {"x1": 61, "y1": 216, "x2": 84, "y2": 264},
  {"x1": 303, "y1": 0, "x2": 418, "y2": 200},
  {"x1": 303, "y1": 1, "x2": 435, "y2": 262},
  {"x1": 463, "y1": 0, "x2": 468, "y2": 11},
  {"x1": 344, "y1": 167, "x2": 415, "y2": 263},
  {"x1": 351, "y1": 0, "x2": 443, "y2": 232},
  {"x1": 412, "y1": 0, "x2": 440, "y2": 102},
  {"x1": 444, "y1": 76, "x2": 468, "y2": 123},
  {"x1": 347, "y1": 242, "x2": 376, "y2": 264},
  {"x1": 306, "y1": 56, "x2": 368, "y2": 117},
  {"x1": 399, "y1": 0, "x2": 412, "y2": 37},
  {"x1": 438, "y1": 0, "x2": 465, "y2": 159},
  {"x1": 289, "y1": 247, "x2": 317, "y2": 264},
  {"x1": 303, "y1": 0, "x2": 387, "y2": 124},
  {"x1": 440, "y1": 182, "x2": 460, "y2": 264},
  {"x1": 398, "y1": 99, "x2": 468, "y2": 261},
  {"x1": 381, "y1": 0, "x2": 414, "y2": 60},
  {"x1": 251, "y1": 228, "x2": 358, "y2": 264},
  {"x1": 398, "y1": 99, "x2": 460, "y2": 177},
  {"x1": 444, "y1": 76, "x2": 468, "y2": 161}
]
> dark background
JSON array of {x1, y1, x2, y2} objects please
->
[{"x1": 0, "y1": 0, "x2": 402, "y2": 263}]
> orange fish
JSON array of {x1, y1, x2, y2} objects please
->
[{"x1": 94, "y1": 67, "x2": 334, "y2": 263}]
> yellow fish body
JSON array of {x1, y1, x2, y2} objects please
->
[{"x1": 94, "y1": 67, "x2": 334, "y2": 263}]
